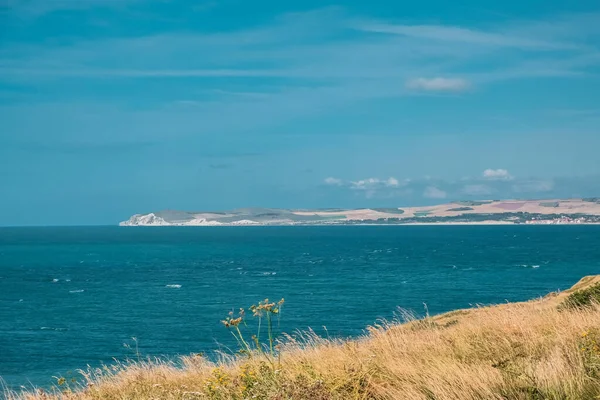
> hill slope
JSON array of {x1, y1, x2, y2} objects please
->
[
  {"x1": 120, "y1": 198, "x2": 600, "y2": 226},
  {"x1": 10, "y1": 276, "x2": 600, "y2": 399}
]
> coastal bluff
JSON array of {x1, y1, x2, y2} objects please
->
[{"x1": 10, "y1": 275, "x2": 600, "y2": 399}]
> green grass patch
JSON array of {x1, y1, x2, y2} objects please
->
[
  {"x1": 539, "y1": 202, "x2": 559, "y2": 208},
  {"x1": 414, "y1": 211, "x2": 432, "y2": 217},
  {"x1": 561, "y1": 283, "x2": 600, "y2": 310},
  {"x1": 372, "y1": 208, "x2": 405, "y2": 214},
  {"x1": 456, "y1": 201, "x2": 492, "y2": 206},
  {"x1": 447, "y1": 207, "x2": 474, "y2": 212}
]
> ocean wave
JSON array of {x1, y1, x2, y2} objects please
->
[
  {"x1": 40, "y1": 327, "x2": 67, "y2": 331},
  {"x1": 69, "y1": 289, "x2": 84, "y2": 293},
  {"x1": 51, "y1": 278, "x2": 59, "y2": 283},
  {"x1": 166, "y1": 284, "x2": 182, "y2": 289}
]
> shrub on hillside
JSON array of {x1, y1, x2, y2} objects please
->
[
  {"x1": 561, "y1": 283, "x2": 600, "y2": 309},
  {"x1": 579, "y1": 328, "x2": 600, "y2": 379}
]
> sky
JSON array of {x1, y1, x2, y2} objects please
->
[{"x1": 1, "y1": 0, "x2": 600, "y2": 225}]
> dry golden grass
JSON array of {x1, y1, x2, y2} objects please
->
[{"x1": 7, "y1": 276, "x2": 600, "y2": 400}]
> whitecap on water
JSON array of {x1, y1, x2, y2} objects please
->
[
  {"x1": 40, "y1": 327, "x2": 67, "y2": 331},
  {"x1": 166, "y1": 284, "x2": 182, "y2": 289},
  {"x1": 51, "y1": 278, "x2": 59, "y2": 283},
  {"x1": 69, "y1": 289, "x2": 84, "y2": 293}
]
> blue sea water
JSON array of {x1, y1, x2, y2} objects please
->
[{"x1": 1, "y1": 225, "x2": 599, "y2": 389}]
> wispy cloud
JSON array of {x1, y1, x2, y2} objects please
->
[
  {"x1": 1, "y1": 0, "x2": 138, "y2": 18},
  {"x1": 2, "y1": 8, "x2": 600, "y2": 148},
  {"x1": 0, "y1": 68, "x2": 287, "y2": 78},
  {"x1": 512, "y1": 179, "x2": 555, "y2": 193},
  {"x1": 423, "y1": 186, "x2": 447, "y2": 199},
  {"x1": 406, "y1": 77, "x2": 470, "y2": 92},
  {"x1": 359, "y1": 23, "x2": 579, "y2": 50},
  {"x1": 1, "y1": 0, "x2": 210, "y2": 19},
  {"x1": 462, "y1": 184, "x2": 494, "y2": 196},
  {"x1": 209, "y1": 163, "x2": 233, "y2": 170},
  {"x1": 2, "y1": 9, "x2": 598, "y2": 84}
]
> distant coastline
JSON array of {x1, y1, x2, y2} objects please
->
[{"x1": 120, "y1": 198, "x2": 600, "y2": 226}]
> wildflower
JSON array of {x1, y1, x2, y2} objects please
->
[{"x1": 222, "y1": 316, "x2": 243, "y2": 328}]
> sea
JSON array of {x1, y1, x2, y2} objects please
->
[{"x1": 1, "y1": 225, "x2": 599, "y2": 389}]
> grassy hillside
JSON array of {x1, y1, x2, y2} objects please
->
[{"x1": 8, "y1": 277, "x2": 600, "y2": 400}]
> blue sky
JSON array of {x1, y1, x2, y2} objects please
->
[{"x1": 1, "y1": 0, "x2": 600, "y2": 225}]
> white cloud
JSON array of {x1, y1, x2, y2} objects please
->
[
  {"x1": 350, "y1": 177, "x2": 400, "y2": 190},
  {"x1": 423, "y1": 186, "x2": 447, "y2": 199},
  {"x1": 322, "y1": 173, "x2": 595, "y2": 202},
  {"x1": 324, "y1": 177, "x2": 342, "y2": 185},
  {"x1": 406, "y1": 77, "x2": 470, "y2": 92},
  {"x1": 483, "y1": 168, "x2": 513, "y2": 180},
  {"x1": 324, "y1": 176, "x2": 405, "y2": 198},
  {"x1": 386, "y1": 177, "x2": 399, "y2": 187},
  {"x1": 350, "y1": 177, "x2": 379, "y2": 190}
]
